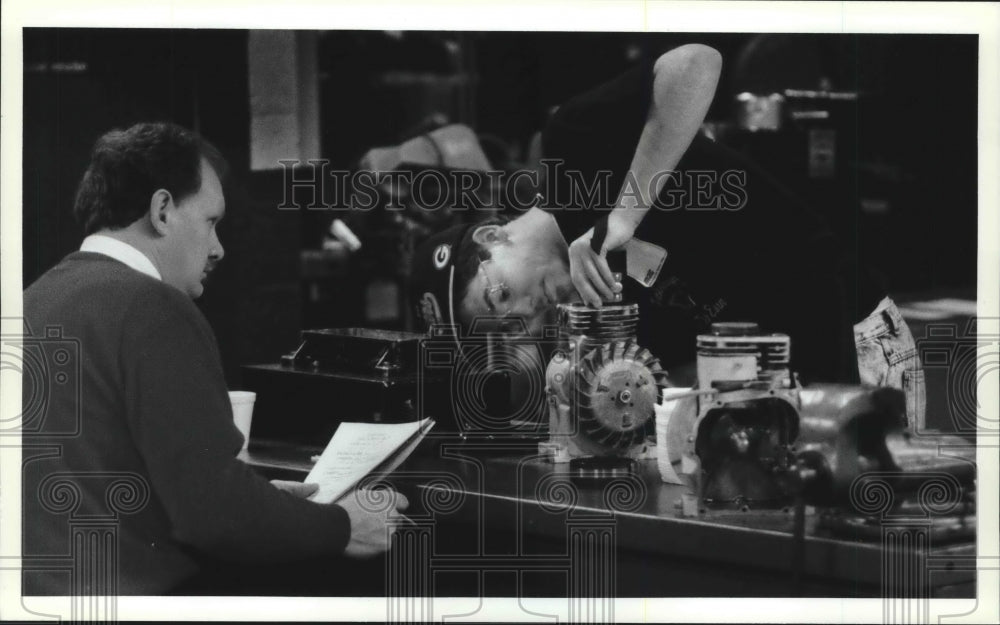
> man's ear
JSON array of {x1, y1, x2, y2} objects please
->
[
  {"x1": 471, "y1": 224, "x2": 509, "y2": 247},
  {"x1": 148, "y1": 189, "x2": 173, "y2": 236}
]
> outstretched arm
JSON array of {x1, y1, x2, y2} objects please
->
[{"x1": 570, "y1": 44, "x2": 722, "y2": 306}]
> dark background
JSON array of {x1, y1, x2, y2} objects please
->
[{"x1": 22, "y1": 29, "x2": 978, "y2": 384}]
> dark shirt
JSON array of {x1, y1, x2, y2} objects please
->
[
  {"x1": 23, "y1": 253, "x2": 351, "y2": 594},
  {"x1": 541, "y1": 64, "x2": 881, "y2": 383}
]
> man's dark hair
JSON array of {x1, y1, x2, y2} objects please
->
[
  {"x1": 452, "y1": 216, "x2": 509, "y2": 314},
  {"x1": 73, "y1": 122, "x2": 228, "y2": 235}
]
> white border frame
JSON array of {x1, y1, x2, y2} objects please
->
[{"x1": 2, "y1": 1, "x2": 997, "y2": 622}]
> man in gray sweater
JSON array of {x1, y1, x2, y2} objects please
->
[{"x1": 23, "y1": 122, "x2": 408, "y2": 595}]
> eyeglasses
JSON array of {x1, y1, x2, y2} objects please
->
[{"x1": 478, "y1": 252, "x2": 512, "y2": 318}]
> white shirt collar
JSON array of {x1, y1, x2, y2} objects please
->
[{"x1": 80, "y1": 234, "x2": 162, "y2": 281}]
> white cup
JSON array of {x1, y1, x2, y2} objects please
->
[{"x1": 228, "y1": 391, "x2": 257, "y2": 451}]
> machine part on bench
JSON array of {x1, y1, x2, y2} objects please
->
[
  {"x1": 576, "y1": 339, "x2": 667, "y2": 452},
  {"x1": 545, "y1": 301, "x2": 669, "y2": 466},
  {"x1": 664, "y1": 322, "x2": 801, "y2": 510},
  {"x1": 656, "y1": 321, "x2": 976, "y2": 537}
]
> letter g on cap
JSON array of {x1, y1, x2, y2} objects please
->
[{"x1": 433, "y1": 244, "x2": 451, "y2": 270}]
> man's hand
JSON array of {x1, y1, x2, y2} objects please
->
[
  {"x1": 338, "y1": 488, "x2": 411, "y2": 559},
  {"x1": 270, "y1": 480, "x2": 319, "y2": 499},
  {"x1": 568, "y1": 213, "x2": 633, "y2": 307}
]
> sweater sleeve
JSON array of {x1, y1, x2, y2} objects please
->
[{"x1": 119, "y1": 284, "x2": 351, "y2": 561}]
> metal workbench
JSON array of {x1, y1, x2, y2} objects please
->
[{"x1": 241, "y1": 435, "x2": 976, "y2": 599}]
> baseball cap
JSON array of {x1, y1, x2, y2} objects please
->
[{"x1": 410, "y1": 222, "x2": 476, "y2": 333}]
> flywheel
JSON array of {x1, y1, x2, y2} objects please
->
[{"x1": 575, "y1": 339, "x2": 669, "y2": 451}]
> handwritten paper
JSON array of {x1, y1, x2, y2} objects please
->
[{"x1": 304, "y1": 418, "x2": 433, "y2": 504}]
